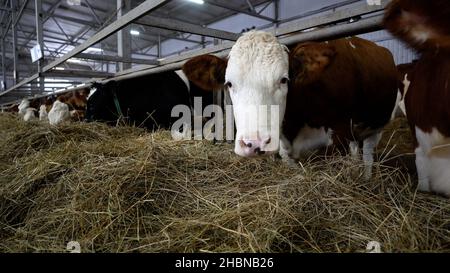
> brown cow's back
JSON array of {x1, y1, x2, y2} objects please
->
[{"x1": 284, "y1": 37, "x2": 398, "y2": 143}]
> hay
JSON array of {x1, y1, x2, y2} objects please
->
[{"x1": 0, "y1": 113, "x2": 449, "y2": 253}]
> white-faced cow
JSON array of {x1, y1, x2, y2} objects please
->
[
  {"x1": 384, "y1": 0, "x2": 450, "y2": 197},
  {"x1": 183, "y1": 31, "x2": 398, "y2": 179}
]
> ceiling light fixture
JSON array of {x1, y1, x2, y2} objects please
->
[
  {"x1": 187, "y1": 0, "x2": 204, "y2": 5},
  {"x1": 67, "y1": 58, "x2": 82, "y2": 64},
  {"x1": 86, "y1": 47, "x2": 103, "y2": 52},
  {"x1": 130, "y1": 30, "x2": 140, "y2": 36}
]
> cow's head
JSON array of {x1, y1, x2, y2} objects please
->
[
  {"x1": 384, "y1": 0, "x2": 450, "y2": 51},
  {"x1": 183, "y1": 31, "x2": 289, "y2": 157}
]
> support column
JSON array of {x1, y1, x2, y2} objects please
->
[
  {"x1": 117, "y1": 0, "x2": 132, "y2": 71},
  {"x1": 274, "y1": 0, "x2": 280, "y2": 28},
  {"x1": 157, "y1": 34, "x2": 161, "y2": 58},
  {"x1": 35, "y1": 0, "x2": 45, "y2": 94},
  {"x1": 212, "y1": 38, "x2": 223, "y2": 142},
  {"x1": 11, "y1": 0, "x2": 18, "y2": 85},
  {"x1": 1, "y1": 38, "x2": 6, "y2": 91}
]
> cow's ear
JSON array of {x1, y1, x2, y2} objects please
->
[
  {"x1": 182, "y1": 55, "x2": 228, "y2": 91},
  {"x1": 290, "y1": 43, "x2": 336, "y2": 86}
]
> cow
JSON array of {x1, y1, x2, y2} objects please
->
[
  {"x1": 182, "y1": 31, "x2": 398, "y2": 179},
  {"x1": 4, "y1": 103, "x2": 19, "y2": 113},
  {"x1": 18, "y1": 99, "x2": 40, "y2": 121},
  {"x1": 85, "y1": 70, "x2": 214, "y2": 131},
  {"x1": 18, "y1": 99, "x2": 30, "y2": 117},
  {"x1": 23, "y1": 108, "x2": 37, "y2": 122},
  {"x1": 57, "y1": 88, "x2": 90, "y2": 112},
  {"x1": 42, "y1": 88, "x2": 90, "y2": 125},
  {"x1": 39, "y1": 105, "x2": 48, "y2": 121},
  {"x1": 48, "y1": 100, "x2": 70, "y2": 125},
  {"x1": 384, "y1": 0, "x2": 450, "y2": 197},
  {"x1": 395, "y1": 61, "x2": 417, "y2": 117}
]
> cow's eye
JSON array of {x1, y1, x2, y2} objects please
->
[
  {"x1": 225, "y1": 82, "x2": 233, "y2": 88},
  {"x1": 280, "y1": 77, "x2": 289, "y2": 84}
]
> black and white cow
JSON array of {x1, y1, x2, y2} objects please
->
[{"x1": 85, "y1": 70, "x2": 214, "y2": 131}]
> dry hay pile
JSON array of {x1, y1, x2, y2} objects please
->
[{"x1": 0, "y1": 113, "x2": 449, "y2": 253}]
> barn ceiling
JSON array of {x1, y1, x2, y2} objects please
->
[
  {"x1": 0, "y1": 0, "x2": 273, "y2": 61},
  {"x1": 0, "y1": 0, "x2": 379, "y2": 104}
]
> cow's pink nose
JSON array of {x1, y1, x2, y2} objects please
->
[{"x1": 239, "y1": 137, "x2": 271, "y2": 156}]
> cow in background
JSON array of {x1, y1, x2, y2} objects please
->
[
  {"x1": 48, "y1": 100, "x2": 70, "y2": 125},
  {"x1": 183, "y1": 31, "x2": 398, "y2": 179},
  {"x1": 45, "y1": 88, "x2": 90, "y2": 125},
  {"x1": 18, "y1": 98, "x2": 40, "y2": 122},
  {"x1": 85, "y1": 70, "x2": 214, "y2": 131},
  {"x1": 4, "y1": 104, "x2": 19, "y2": 113},
  {"x1": 384, "y1": 0, "x2": 450, "y2": 197},
  {"x1": 394, "y1": 61, "x2": 417, "y2": 118},
  {"x1": 39, "y1": 105, "x2": 48, "y2": 121}
]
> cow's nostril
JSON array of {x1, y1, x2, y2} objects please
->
[
  {"x1": 265, "y1": 138, "x2": 271, "y2": 145},
  {"x1": 254, "y1": 148, "x2": 265, "y2": 155},
  {"x1": 246, "y1": 142, "x2": 252, "y2": 148}
]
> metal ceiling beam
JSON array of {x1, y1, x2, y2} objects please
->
[
  {"x1": 245, "y1": 0, "x2": 256, "y2": 13},
  {"x1": 13, "y1": 0, "x2": 30, "y2": 26},
  {"x1": 43, "y1": 3, "x2": 123, "y2": 62},
  {"x1": 17, "y1": 12, "x2": 204, "y2": 47},
  {"x1": 42, "y1": 0, "x2": 171, "y2": 71},
  {"x1": 136, "y1": 16, "x2": 240, "y2": 41},
  {"x1": 0, "y1": 1, "x2": 11, "y2": 27},
  {"x1": 85, "y1": 0, "x2": 102, "y2": 26},
  {"x1": 49, "y1": 13, "x2": 98, "y2": 28},
  {"x1": 204, "y1": 0, "x2": 277, "y2": 23},
  {"x1": 77, "y1": 53, "x2": 158, "y2": 65},
  {"x1": 1, "y1": 0, "x2": 171, "y2": 96},
  {"x1": 20, "y1": 2, "x2": 205, "y2": 53},
  {"x1": 281, "y1": 15, "x2": 384, "y2": 45},
  {"x1": 51, "y1": 16, "x2": 72, "y2": 42},
  {"x1": 44, "y1": 69, "x2": 114, "y2": 78},
  {"x1": 117, "y1": 0, "x2": 132, "y2": 71},
  {"x1": 35, "y1": 0, "x2": 44, "y2": 93},
  {"x1": 276, "y1": 0, "x2": 387, "y2": 36},
  {"x1": 10, "y1": 1, "x2": 62, "y2": 49},
  {"x1": 112, "y1": 2, "x2": 387, "y2": 81},
  {"x1": 10, "y1": 0, "x2": 18, "y2": 84},
  {"x1": 1, "y1": 38, "x2": 6, "y2": 90}
]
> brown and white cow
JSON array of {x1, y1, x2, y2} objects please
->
[
  {"x1": 384, "y1": 0, "x2": 450, "y2": 196},
  {"x1": 183, "y1": 31, "x2": 398, "y2": 178},
  {"x1": 18, "y1": 98, "x2": 41, "y2": 122},
  {"x1": 45, "y1": 88, "x2": 90, "y2": 125},
  {"x1": 395, "y1": 61, "x2": 417, "y2": 117}
]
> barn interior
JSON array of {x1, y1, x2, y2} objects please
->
[{"x1": 0, "y1": 0, "x2": 448, "y2": 253}]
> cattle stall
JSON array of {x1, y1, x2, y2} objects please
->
[{"x1": 0, "y1": 0, "x2": 448, "y2": 256}]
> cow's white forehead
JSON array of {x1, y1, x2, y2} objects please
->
[{"x1": 228, "y1": 31, "x2": 288, "y2": 70}]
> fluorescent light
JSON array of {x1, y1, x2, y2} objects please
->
[
  {"x1": 67, "y1": 58, "x2": 82, "y2": 64},
  {"x1": 86, "y1": 47, "x2": 103, "y2": 52},
  {"x1": 130, "y1": 30, "x2": 140, "y2": 36},
  {"x1": 46, "y1": 78, "x2": 69, "y2": 82},
  {"x1": 187, "y1": 0, "x2": 204, "y2": 4},
  {"x1": 54, "y1": 67, "x2": 65, "y2": 71}
]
